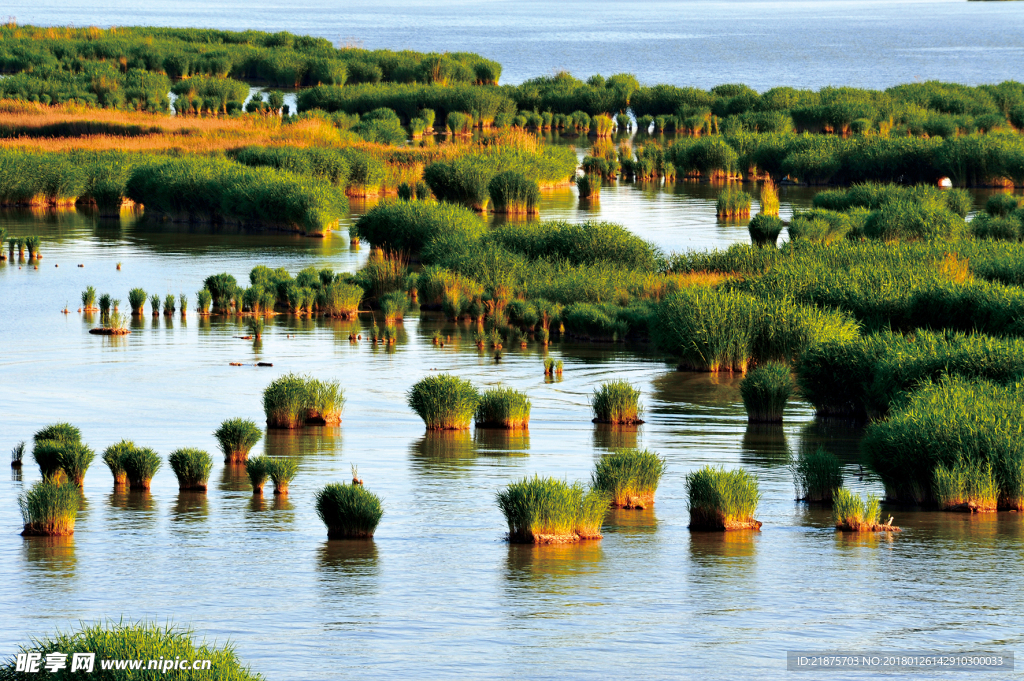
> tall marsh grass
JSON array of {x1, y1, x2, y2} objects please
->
[
  {"x1": 213, "y1": 418, "x2": 263, "y2": 464},
  {"x1": 18, "y1": 479, "x2": 79, "y2": 536},
  {"x1": 316, "y1": 482, "x2": 384, "y2": 538},
  {"x1": 739, "y1": 362, "x2": 793, "y2": 423},
  {"x1": 122, "y1": 446, "x2": 162, "y2": 491},
  {"x1": 792, "y1": 447, "x2": 843, "y2": 502},
  {"x1": 496, "y1": 476, "x2": 608, "y2": 543},
  {"x1": 488, "y1": 171, "x2": 540, "y2": 215},
  {"x1": 266, "y1": 458, "x2": 298, "y2": 495},
  {"x1": 686, "y1": 465, "x2": 761, "y2": 530},
  {"x1": 591, "y1": 448, "x2": 666, "y2": 508},
  {"x1": 832, "y1": 488, "x2": 894, "y2": 532},
  {"x1": 591, "y1": 380, "x2": 644, "y2": 425},
  {"x1": 102, "y1": 439, "x2": 134, "y2": 487},
  {"x1": 716, "y1": 187, "x2": 752, "y2": 218},
  {"x1": 168, "y1": 448, "x2": 213, "y2": 491},
  {"x1": 474, "y1": 387, "x2": 531, "y2": 429},
  {"x1": 408, "y1": 374, "x2": 480, "y2": 430},
  {"x1": 245, "y1": 455, "x2": 269, "y2": 495}
]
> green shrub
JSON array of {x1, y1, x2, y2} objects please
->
[
  {"x1": 102, "y1": 440, "x2": 135, "y2": 487},
  {"x1": 407, "y1": 374, "x2": 479, "y2": 430},
  {"x1": 685, "y1": 465, "x2": 761, "y2": 530},
  {"x1": 591, "y1": 448, "x2": 666, "y2": 508},
  {"x1": 315, "y1": 482, "x2": 384, "y2": 538},
  {"x1": 214, "y1": 418, "x2": 263, "y2": 463},
  {"x1": 246, "y1": 456, "x2": 269, "y2": 495},
  {"x1": 266, "y1": 458, "x2": 298, "y2": 495},
  {"x1": 740, "y1": 362, "x2": 793, "y2": 423}
]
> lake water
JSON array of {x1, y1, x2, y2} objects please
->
[
  {"x1": 4, "y1": 0, "x2": 1024, "y2": 89},
  {"x1": 1, "y1": 178, "x2": 1021, "y2": 680}
]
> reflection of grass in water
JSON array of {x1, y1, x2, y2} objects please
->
[
  {"x1": 22, "y1": 535, "x2": 76, "y2": 575},
  {"x1": 799, "y1": 418, "x2": 864, "y2": 465},
  {"x1": 473, "y1": 428, "x2": 530, "y2": 454},
  {"x1": 411, "y1": 431, "x2": 476, "y2": 470},
  {"x1": 740, "y1": 423, "x2": 791, "y2": 466},
  {"x1": 264, "y1": 426, "x2": 342, "y2": 458},
  {"x1": 591, "y1": 423, "x2": 638, "y2": 452},
  {"x1": 108, "y1": 490, "x2": 155, "y2": 513},
  {"x1": 218, "y1": 462, "x2": 251, "y2": 493},
  {"x1": 171, "y1": 490, "x2": 208, "y2": 523},
  {"x1": 688, "y1": 530, "x2": 758, "y2": 564},
  {"x1": 318, "y1": 540, "x2": 380, "y2": 577},
  {"x1": 504, "y1": 542, "x2": 604, "y2": 588},
  {"x1": 602, "y1": 507, "x2": 658, "y2": 534}
]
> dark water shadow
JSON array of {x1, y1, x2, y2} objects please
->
[
  {"x1": 171, "y1": 490, "x2": 209, "y2": 524},
  {"x1": 740, "y1": 423, "x2": 791, "y2": 467},
  {"x1": 603, "y1": 507, "x2": 658, "y2": 535},
  {"x1": 218, "y1": 463, "x2": 251, "y2": 493},
  {"x1": 409, "y1": 431, "x2": 477, "y2": 476}
]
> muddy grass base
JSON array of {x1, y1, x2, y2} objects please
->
[
  {"x1": 508, "y1": 532, "x2": 603, "y2": 544},
  {"x1": 22, "y1": 524, "x2": 74, "y2": 536},
  {"x1": 941, "y1": 501, "x2": 998, "y2": 513},
  {"x1": 89, "y1": 328, "x2": 131, "y2": 335},
  {"x1": 689, "y1": 517, "x2": 763, "y2": 531},
  {"x1": 475, "y1": 421, "x2": 529, "y2": 430},
  {"x1": 612, "y1": 492, "x2": 655, "y2": 510},
  {"x1": 836, "y1": 521, "x2": 902, "y2": 532},
  {"x1": 591, "y1": 418, "x2": 645, "y2": 425},
  {"x1": 305, "y1": 412, "x2": 342, "y2": 426}
]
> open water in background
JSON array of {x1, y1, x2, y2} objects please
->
[{"x1": 2, "y1": 2, "x2": 1024, "y2": 678}]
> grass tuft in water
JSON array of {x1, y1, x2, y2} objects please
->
[
  {"x1": 592, "y1": 448, "x2": 666, "y2": 508},
  {"x1": 150, "y1": 293, "x2": 161, "y2": 315},
  {"x1": 122, "y1": 446, "x2": 162, "y2": 491},
  {"x1": 739, "y1": 362, "x2": 793, "y2": 423},
  {"x1": 102, "y1": 440, "x2": 135, "y2": 487},
  {"x1": 832, "y1": 487, "x2": 897, "y2": 532},
  {"x1": 685, "y1": 465, "x2": 761, "y2": 530},
  {"x1": 33, "y1": 422, "x2": 81, "y2": 445},
  {"x1": 266, "y1": 458, "x2": 298, "y2": 495},
  {"x1": 474, "y1": 387, "x2": 531, "y2": 429},
  {"x1": 759, "y1": 178, "x2": 780, "y2": 216},
  {"x1": 496, "y1": 476, "x2": 608, "y2": 543},
  {"x1": 305, "y1": 378, "x2": 345, "y2": 425},
  {"x1": 245, "y1": 316, "x2": 264, "y2": 340},
  {"x1": 263, "y1": 374, "x2": 310, "y2": 429},
  {"x1": 169, "y1": 448, "x2": 213, "y2": 491},
  {"x1": 32, "y1": 440, "x2": 94, "y2": 486},
  {"x1": 716, "y1": 187, "x2": 751, "y2": 218},
  {"x1": 214, "y1": 418, "x2": 263, "y2": 463},
  {"x1": 128, "y1": 287, "x2": 147, "y2": 315},
  {"x1": 408, "y1": 374, "x2": 480, "y2": 430},
  {"x1": 11, "y1": 441, "x2": 25, "y2": 468},
  {"x1": 543, "y1": 358, "x2": 563, "y2": 376},
  {"x1": 932, "y1": 458, "x2": 999, "y2": 512},
  {"x1": 18, "y1": 479, "x2": 79, "y2": 536},
  {"x1": 748, "y1": 214, "x2": 783, "y2": 247},
  {"x1": 591, "y1": 380, "x2": 644, "y2": 424},
  {"x1": 792, "y1": 446, "x2": 843, "y2": 502},
  {"x1": 164, "y1": 293, "x2": 176, "y2": 315},
  {"x1": 246, "y1": 455, "x2": 269, "y2": 495},
  {"x1": 81, "y1": 285, "x2": 97, "y2": 310},
  {"x1": 316, "y1": 482, "x2": 384, "y2": 538}
]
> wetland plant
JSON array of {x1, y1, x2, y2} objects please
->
[
  {"x1": 263, "y1": 374, "x2": 310, "y2": 429},
  {"x1": 24, "y1": 235, "x2": 40, "y2": 258},
  {"x1": 748, "y1": 214, "x2": 784, "y2": 247},
  {"x1": 932, "y1": 458, "x2": 999, "y2": 513},
  {"x1": 496, "y1": 476, "x2": 608, "y2": 544},
  {"x1": 212, "y1": 417, "x2": 264, "y2": 464},
  {"x1": 408, "y1": 374, "x2": 480, "y2": 430},
  {"x1": 685, "y1": 465, "x2": 762, "y2": 531},
  {"x1": 196, "y1": 288, "x2": 213, "y2": 314},
  {"x1": 576, "y1": 174, "x2": 599, "y2": 200},
  {"x1": 164, "y1": 293, "x2": 176, "y2": 315},
  {"x1": 128, "y1": 287, "x2": 147, "y2": 315},
  {"x1": 591, "y1": 380, "x2": 644, "y2": 425},
  {"x1": 543, "y1": 358, "x2": 563, "y2": 376},
  {"x1": 380, "y1": 290, "x2": 409, "y2": 323},
  {"x1": 245, "y1": 316, "x2": 264, "y2": 341},
  {"x1": 168, "y1": 448, "x2": 213, "y2": 491},
  {"x1": 592, "y1": 448, "x2": 667, "y2": 509},
  {"x1": 739, "y1": 362, "x2": 793, "y2": 423},
  {"x1": 833, "y1": 488, "x2": 898, "y2": 532},
  {"x1": 34, "y1": 422, "x2": 82, "y2": 445},
  {"x1": 792, "y1": 447, "x2": 843, "y2": 503},
  {"x1": 488, "y1": 171, "x2": 540, "y2": 215},
  {"x1": 11, "y1": 441, "x2": 25, "y2": 468},
  {"x1": 716, "y1": 187, "x2": 752, "y2": 219},
  {"x1": 56, "y1": 442, "x2": 95, "y2": 488},
  {"x1": 18, "y1": 479, "x2": 79, "y2": 536},
  {"x1": 102, "y1": 439, "x2": 136, "y2": 487},
  {"x1": 267, "y1": 457, "x2": 298, "y2": 495},
  {"x1": 305, "y1": 378, "x2": 344, "y2": 425},
  {"x1": 315, "y1": 482, "x2": 384, "y2": 538},
  {"x1": 150, "y1": 293, "x2": 161, "y2": 315},
  {"x1": 99, "y1": 293, "x2": 112, "y2": 317},
  {"x1": 122, "y1": 446, "x2": 162, "y2": 491},
  {"x1": 81, "y1": 286, "x2": 97, "y2": 311},
  {"x1": 245, "y1": 455, "x2": 269, "y2": 495},
  {"x1": 179, "y1": 293, "x2": 188, "y2": 316},
  {"x1": 474, "y1": 387, "x2": 531, "y2": 429},
  {"x1": 759, "y1": 178, "x2": 780, "y2": 216}
]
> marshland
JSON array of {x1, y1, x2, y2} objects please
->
[{"x1": 4, "y1": 8, "x2": 1024, "y2": 681}]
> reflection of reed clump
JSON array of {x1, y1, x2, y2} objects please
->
[
  {"x1": 591, "y1": 423, "x2": 639, "y2": 452},
  {"x1": 171, "y1": 490, "x2": 209, "y2": 523},
  {"x1": 504, "y1": 542, "x2": 604, "y2": 591},
  {"x1": 740, "y1": 423, "x2": 790, "y2": 466},
  {"x1": 23, "y1": 535, "x2": 77, "y2": 576},
  {"x1": 473, "y1": 428, "x2": 530, "y2": 455}
]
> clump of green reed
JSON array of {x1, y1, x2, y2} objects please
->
[
  {"x1": 592, "y1": 448, "x2": 666, "y2": 508},
  {"x1": 985, "y1": 193, "x2": 1023, "y2": 217},
  {"x1": 591, "y1": 380, "x2": 644, "y2": 425},
  {"x1": 122, "y1": 446, "x2": 162, "y2": 491},
  {"x1": 179, "y1": 293, "x2": 188, "y2": 316},
  {"x1": 11, "y1": 441, "x2": 25, "y2": 468},
  {"x1": 128, "y1": 287, "x2": 147, "y2": 315},
  {"x1": 316, "y1": 482, "x2": 385, "y2": 538},
  {"x1": 653, "y1": 288, "x2": 757, "y2": 372},
  {"x1": 263, "y1": 373, "x2": 310, "y2": 429},
  {"x1": 686, "y1": 465, "x2": 761, "y2": 530},
  {"x1": 759, "y1": 178, "x2": 780, "y2": 216},
  {"x1": 164, "y1": 293, "x2": 176, "y2": 315},
  {"x1": 99, "y1": 293, "x2": 112, "y2": 317},
  {"x1": 576, "y1": 173, "x2": 599, "y2": 200},
  {"x1": 18, "y1": 479, "x2": 80, "y2": 536},
  {"x1": 832, "y1": 488, "x2": 895, "y2": 532},
  {"x1": 716, "y1": 187, "x2": 752, "y2": 218},
  {"x1": 24, "y1": 235, "x2": 40, "y2": 258},
  {"x1": 212, "y1": 417, "x2": 264, "y2": 464},
  {"x1": 488, "y1": 171, "x2": 540, "y2": 215},
  {"x1": 168, "y1": 448, "x2": 213, "y2": 491},
  {"x1": 54, "y1": 442, "x2": 95, "y2": 488},
  {"x1": 305, "y1": 378, "x2": 344, "y2": 425},
  {"x1": 196, "y1": 288, "x2": 213, "y2": 314},
  {"x1": 380, "y1": 290, "x2": 409, "y2": 323},
  {"x1": 266, "y1": 457, "x2": 298, "y2": 495},
  {"x1": 543, "y1": 358, "x2": 563, "y2": 376},
  {"x1": 748, "y1": 214, "x2": 783, "y2": 247},
  {"x1": 792, "y1": 446, "x2": 843, "y2": 502},
  {"x1": 739, "y1": 362, "x2": 793, "y2": 423},
  {"x1": 32, "y1": 440, "x2": 67, "y2": 481},
  {"x1": 1, "y1": 620, "x2": 262, "y2": 680},
  {"x1": 245, "y1": 316, "x2": 264, "y2": 341},
  {"x1": 474, "y1": 387, "x2": 531, "y2": 429},
  {"x1": 81, "y1": 285, "x2": 97, "y2": 310},
  {"x1": 496, "y1": 476, "x2": 608, "y2": 543},
  {"x1": 34, "y1": 422, "x2": 81, "y2": 445},
  {"x1": 932, "y1": 458, "x2": 999, "y2": 512},
  {"x1": 149, "y1": 293, "x2": 161, "y2": 315},
  {"x1": 408, "y1": 374, "x2": 480, "y2": 430},
  {"x1": 361, "y1": 247, "x2": 408, "y2": 299},
  {"x1": 245, "y1": 455, "x2": 269, "y2": 495},
  {"x1": 102, "y1": 440, "x2": 135, "y2": 487}
]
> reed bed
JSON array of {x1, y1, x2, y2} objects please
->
[
  {"x1": 686, "y1": 465, "x2": 761, "y2": 530},
  {"x1": 246, "y1": 455, "x2": 270, "y2": 495},
  {"x1": 122, "y1": 446, "x2": 162, "y2": 491},
  {"x1": 833, "y1": 488, "x2": 898, "y2": 532},
  {"x1": 759, "y1": 179, "x2": 780, "y2": 216},
  {"x1": 792, "y1": 447, "x2": 843, "y2": 502},
  {"x1": 543, "y1": 358, "x2": 563, "y2": 376},
  {"x1": 149, "y1": 293, "x2": 161, "y2": 315},
  {"x1": 739, "y1": 362, "x2": 793, "y2": 423},
  {"x1": 716, "y1": 188, "x2": 752, "y2": 219},
  {"x1": 652, "y1": 288, "x2": 757, "y2": 372},
  {"x1": 18, "y1": 479, "x2": 79, "y2": 536},
  {"x1": 128, "y1": 287, "x2": 146, "y2": 315},
  {"x1": 316, "y1": 482, "x2": 384, "y2": 538},
  {"x1": 932, "y1": 458, "x2": 1000, "y2": 513},
  {"x1": 408, "y1": 374, "x2": 480, "y2": 430},
  {"x1": 168, "y1": 448, "x2": 213, "y2": 491},
  {"x1": 267, "y1": 458, "x2": 299, "y2": 495},
  {"x1": 304, "y1": 378, "x2": 345, "y2": 425},
  {"x1": 496, "y1": 476, "x2": 608, "y2": 543},
  {"x1": 592, "y1": 448, "x2": 666, "y2": 508},
  {"x1": 196, "y1": 288, "x2": 213, "y2": 314},
  {"x1": 591, "y1": 380, "x2": 644, "y2": 425},
  {"x1": 474, "y1": 387, "x2": 531, "y2": 429},
  {"x1": 488, "y1": 171, "x2": 540, "y2": 215},
  {"x1": 0, "y1": 619, "x2": 261, "y2": 680},
  {"x1": 102, "y1": 439, "x2": 135, "y2": 487}
]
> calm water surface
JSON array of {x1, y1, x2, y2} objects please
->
[{"x1": 1, "y1": 182, "x2": 1021, "y2": 679}]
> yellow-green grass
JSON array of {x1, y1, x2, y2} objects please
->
[
  {"x1": 932, "y1": 458, "x2": 999, "y2": 513},
  {"x1": 102, "y1": 439, "x2": 134, "y2": 487},
  {"x1": 716, "y1": 187, "x2": 752, "y2": 218},
  {"x1": 496, "y1": 476, "x2": 608, "y2": 543},
  {"x1": 686, "y1": 465, "x2": 761, "y2": 531},
  {"x1": 214, "y1": 418, "x2": 263, "y2": 463},
  {"x1": 18, "y1": 479, "x2": 79, "y2": 536},
  {"x1": 122, "y1": 446, "x2": 162, "y2": 491},
  {"x1": 266, "y1": 458, "x2": 298, "y2": 496},
  {"x1": 246, "y1": 455, "x2": 269, "y2": 495},
  {"x1": 591, "y1": 380, "x2": 644, "y2": 425},
  {"x1": 592, "y1": 448, "x2": 666, "y2": 508},
  {"x1": 408, "y1": 374, "x2": 480, "y2": 430},
  {"x1": 792, "y1": 446, "x2": 843, "y2": 502},
  {"x1": 169, "y1": 448, "x2": 213, "y2": 491},
  {"x1": 832, "y1": 487, "x2": 898, "y2": 532},
  {"x1": 739, "y1": 362, "x2": 793, "y2": 423},
  {"x1": 263, "y1": 374, "x2": 310, "y2": 429},
  {"x1": 315, "y1": 482, "x2": 384, "y2": 538},
  {"x1": 474, "y1": 387, "x2": 531, "y2": 429}
]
